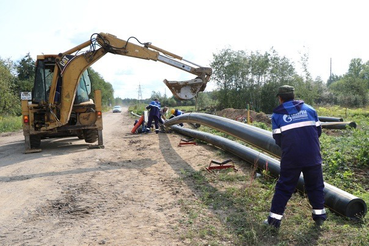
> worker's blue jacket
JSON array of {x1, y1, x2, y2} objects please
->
[
  {"x1": 146, "y1": 100, "x2": 161, "y2": 118},
  {"x1": 272, "y1": 100, "x2": 322, "y2": 168},
  {"x1": 173, "y1": 109, "x2": 182, "y2": 116}
]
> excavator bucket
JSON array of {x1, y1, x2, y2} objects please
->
[{"x1": 164, "y1": 78, "x2": 205, "y2": 100}]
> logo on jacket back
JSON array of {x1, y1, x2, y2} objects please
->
[
  {"x1": 282, "y1": 110, "x2": 308, "y2": 123},
  {"x1": 283, "y1": 115, "x2": 293, "y2": 123}
]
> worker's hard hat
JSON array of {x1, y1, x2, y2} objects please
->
[
  {"x1": 171, "y1": 109, "x2": 175, "y2": 114},
  {"x1": 276, "y1": 85, "x2": 295, "y2": 97}
]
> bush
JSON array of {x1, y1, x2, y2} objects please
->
[{"x1": 0, "y1": 115, "x2": 22, "y2": 133}]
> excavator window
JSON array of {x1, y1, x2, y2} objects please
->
[
  {"x1": 75, "y1": 70, "x2": 91, "y2": 104},
  {"x1": 33, "y1": 60, "x2": 53, "y2": 103}
]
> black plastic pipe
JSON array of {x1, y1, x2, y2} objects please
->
[
  {"x1": 170, "y1": 125, "x2": 282, "y2": 179},
  {"x1": 166, "y1": 115, "x2": 367, "y2": 218},
  {"x1": 319, "y1": 116, "x2": 343, "y2": 122},
  {"x1": 165, "y1": 113, "x2": 282, "y2": 157},
  {"x1": 321, "y1": 121, "x2": 357, "y2": 129},
  {"x1": 130, "y1": 111, "x2": 141, "y2": 118}
]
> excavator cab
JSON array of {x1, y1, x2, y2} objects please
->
[
  {"x1": 33, "y1": 56, "x2": 91, "y2": 106},
  {"x1": 33, "y1": 58, "x2": 56, "y2": 104}
]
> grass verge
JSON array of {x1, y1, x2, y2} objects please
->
[{"x1": 0, "y1": 115, "x2": 22, "y2": 133}]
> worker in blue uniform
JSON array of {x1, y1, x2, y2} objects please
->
[
  {"x1": 265, "y1": 85, "x2": 327, "y2": 228},
  {"x1": 146, "y1": 98, "x2": 161, "y2": 134},
  {"x1": 170, "y1": 108, "x2": 184, "y2": 126}
]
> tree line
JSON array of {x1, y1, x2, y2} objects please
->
[
  {"x1": 209, "y1": 48, "x2": 369, "y2": 113},
  {"x1": 136, "y1": 48, "x2": 369, "y2": 114},
  {"x1": 0, "y1": 54, "x2": 114, "y2": 116},
  {"x1": 117, "y1": 90, "x2": 217, "y2": 112}
]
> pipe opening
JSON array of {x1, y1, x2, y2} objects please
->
[{"x1": 346, "y1": 199, "x2": 368, "y2": 219}]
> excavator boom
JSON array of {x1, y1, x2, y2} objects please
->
[{"x1": 94, "y1": 33, "x2": 212, "y2": 99}]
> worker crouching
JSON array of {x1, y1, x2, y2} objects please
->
[{"x1": 169, "y1": 108, "x2": 184, "y2": 127}]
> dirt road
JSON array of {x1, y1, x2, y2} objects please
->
[{"x1": 0, "y1": 107, "x2": 241, "y2": 245}]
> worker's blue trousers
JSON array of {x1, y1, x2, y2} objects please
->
[
  {"x1": 270, "y1": 164, "x2": 327, "y2": 221},
  {"x1": 147, "y1": 115, "x2": 159, "y2": 133}
]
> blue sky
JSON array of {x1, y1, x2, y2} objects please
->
[{"x1": 1, "y1": 0, "x2": 369, "y2": 99}]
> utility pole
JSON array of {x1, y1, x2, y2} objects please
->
[
  {"x1": 329, "y1": 58, "x2": 332, "y2": 84},
  {"x1": 138, "y1": 83, "x2": 143, "y2": 102}
]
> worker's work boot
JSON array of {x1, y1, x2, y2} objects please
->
[
  {"x1": 314, "y1": 218, "x2": 325, "y2": 227},
  {"x1": 263, "y1": 217, "x2": 281, "y2": 229}
]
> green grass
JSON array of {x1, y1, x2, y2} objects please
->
[
  {"x1": 170, "y1": 106, "x2": 369, "y2": 245},
  {"x1": 0, "y1": 105, "x2": 113, "y2": 134},
  {"x1": 0, "y1": 115, "x2": 22, "y2": 133},
  {"x1": 319, "y1": 107, "x2": 369, "y2": 199},
  {"x1": 175, "y1": 164, "x2": 368, "y2": 245},
  {"x1": 128, "y1": 102, "x2": 147, "y2": 115}
]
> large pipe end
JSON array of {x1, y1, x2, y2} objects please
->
[
  {"x1": 325, "y1": 183, "x2": 367, "y2": 219},
  {"x1": 344, "y1": 198, "x2": 367, "y2": 219},
  {"x1": 348, "y1": 121, "x2": 357, "y2": 128}
]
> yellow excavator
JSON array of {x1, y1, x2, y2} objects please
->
[{"x1": 21, "y1": 33, "x2": 212, "y2": 153}]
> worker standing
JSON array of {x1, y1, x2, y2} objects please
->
[
  {"x1": 265, "y1": 85, "x2": 326, "y2": 228},
  {"x1": 146, "y1": 98, "x2": 161, "y2": 134}
]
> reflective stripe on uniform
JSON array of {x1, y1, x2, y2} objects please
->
[
  {"x1": 269, "y1": 212, "x2": 283, "y2": 220},
  {"x1": 272, "y1": 128, "x2": 282, "y2": 134},
  {"x1": 312, "y1": 208, "x2": 326, "y2": 215},
  {"x1": 273, "y1": 121, "x2": 321, "y2": 134}
]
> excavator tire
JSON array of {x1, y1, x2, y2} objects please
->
[
  {"x1": 83, "y1": 129, "x2": 98, "y2": 143},
  {"x1": 30, "y1": 135, "x2": 41, "y2": 148},
  {"x1": 77, "y1": 130, "x2": 85, "y2": 139}
]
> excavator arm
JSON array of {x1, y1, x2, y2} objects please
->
[
  {"x1": 95, "y1": 33, "x2": 212, "y2": 89},
  {"x1": 49, "y1": 32, "x2": 212, "y2": 128}
]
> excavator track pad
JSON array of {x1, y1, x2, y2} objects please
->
[{"x1": 24, "y1": 149, "x2": 42, "y2": 154}]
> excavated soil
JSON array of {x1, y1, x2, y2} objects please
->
[{"x1": 215, "y1": 108, "x2": 271, "y2": 125}]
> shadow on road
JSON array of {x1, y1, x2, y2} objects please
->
[
  {"x1": 0, "y1": 137, "x2": 96, "y2": 168},
  {"x1": 158, "y1": 132, "x2": 285, "y2": 244},
  {"x1": 0, "y1": 156, "x2": 156, "y2": 183}
]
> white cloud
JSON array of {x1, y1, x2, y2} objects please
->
[{"x1": 1, "y1": 0, "x2": 369, "y2": 99}]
